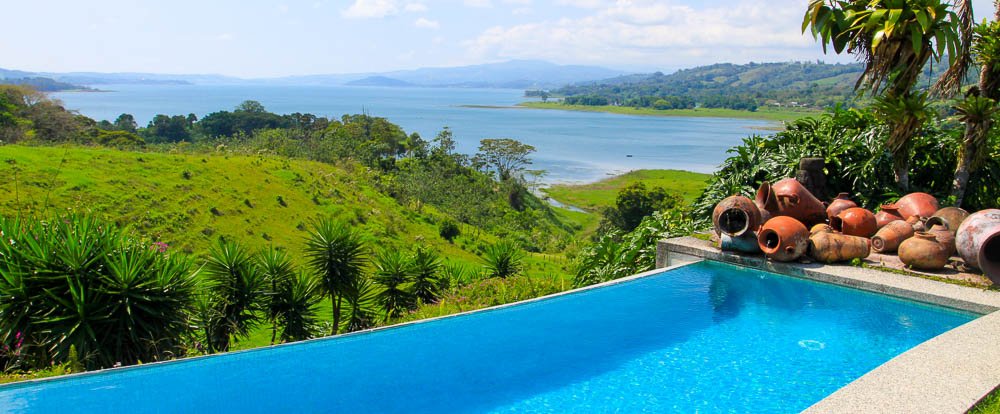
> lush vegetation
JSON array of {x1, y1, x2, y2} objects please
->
[{"x1": 543, "y1": 169, "x2": 710, "y2": 212}]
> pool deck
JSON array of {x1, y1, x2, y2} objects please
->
[{"x1": 657, "y1": 236, "x2": 1000, "y2": 414}]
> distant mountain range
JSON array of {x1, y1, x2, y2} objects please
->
[{"x1": 0, "y1": 60, "x2": 626, "y2": 90}]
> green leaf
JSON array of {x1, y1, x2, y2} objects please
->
[
  {"x1": 910, "y1": 24, "x2": 923, "y2": 55},
  {"x1": 914, "y1": 10, "x2": 930, "y2": 33}
]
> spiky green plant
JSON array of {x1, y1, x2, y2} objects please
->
[
  {"x1": 273, "y1": 273, "x2": 323, "y2": 342},
  {"x1": 0, "y1": 215, "x2": 197, "y2": 370},
  {"x1": 255, "y1": 247, "x2": 296, "y2": 344},
  {"x1": 343, "y1": 277, "x2": 379, "y2": 332},
  {"x1": 202, "y1": 240, "x2": 268, "y2": 353},
  {"x1": 303, "y1": 218, "x2": 367, "y2": 335},
  {"x1": 410, "y1": 247, "x2": 442, "y2": 304},
  {"x1": 482, "y1": 240, "x2": 525, "y2": 279},
  {"x1": 372, "y1": 249, "x2": 415, "y2": 320}
]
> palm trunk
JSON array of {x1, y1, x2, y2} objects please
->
[
  {"x1": 331, "y1": 295, "x2": 342, "y2": 335},
  {"x1": 894, "y1": 156, "x2": 910, "y2": 192},
  {"x1": 952, "y1": 124, "x2": 977, "y2": 207}
]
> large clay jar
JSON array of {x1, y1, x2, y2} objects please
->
[
  {"x1": 956, "y1": 209, "x2": 1000, "y2": 282},
  {"x1": 871, "y1": 220, "x2": 915, "y2": 253},
  {"x1": 713, "y1": 195, "x2": 762, "y2": 237},
  {"x1": 756, "y1": 178, "x2": 828, "y2": 227},
  {"x1": 808, "y1": 228, "x2": 870, "y2": 263},
  {"x1": 826, "y1": 192, "x2": 857, "y2": 222},
  {"x1": 830, "y1": 207, "x2": 877, "y2": 238},
  {"x1": 894, "y1": 192, "x2": 939, "y2": 221},
  {"x1": 926, "y1": 207, "x2": 970, "y2": 231},
  {"x1": 754, "y1": 181, "x2": 777, "y2": 224},
  {"x1": 757, "y1": 216, "x2": 809, "y2": 262},
  {"x1": 875, "y1": 204, "x2": 904, "y2": 229},
  {"x1": 907, "y1": 215, "x2": 927, "y2": 232},
  {"x1": 898, "y1": 232, "x2": 949, "y2": 271},
  {"x1": 926, "y1": 224, "x2": 956, "y2": 256},
  {"x1": 720, "y1": 232, "x2": 762, "y2": 254}
]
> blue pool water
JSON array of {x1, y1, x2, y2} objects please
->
[{"x1": 0, "y1": 261, "x2": 977, "y2": 413}]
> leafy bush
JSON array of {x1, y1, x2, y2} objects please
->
[
  {"x1": 601, "y1": 181, "x2": 682, "y2": 233},
  {"x1": 0, "y1": 215, "x2": 197, "y2": 370},
  {"x1": 438, "y1": 220, "x2": 460, "y2": 242}
]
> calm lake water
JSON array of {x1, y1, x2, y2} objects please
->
[{"x1": 53, "y1": 85, "x2": 776, "y2": 183}]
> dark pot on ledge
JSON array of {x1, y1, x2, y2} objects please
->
[{"x1": 713, "y1": 195, "x2": 762, "y2": 237}]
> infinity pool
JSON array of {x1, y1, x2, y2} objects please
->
[{"x1": 0, "y1": 261, "x2": 977, "y2": 413}]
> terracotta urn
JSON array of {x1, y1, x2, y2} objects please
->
[
  {"x1": 810, "y1": 223, "x2": 833, "y2": 234},
  {"x1": 720, "y1": 232, "x2": 761, "y2": 254},
  {"x1": 906, "y1": 215, "x2": 927, "y2": 232},
  {"x1": 757, "y1": 216, "x2": 809, "y2": 262},
  {"x1": 874, "y1": 204, "x2": 904, "y2": 229},
  {"x1": 956, "y1": 209, "x2": 1000, "y2": 282},
  {"x1": 830, "y1": 207, "x2": 877, "y2": 238},
  {"x1": 926, "y1": 207, "x2": 970, "y2": 231},
  {"x1": 808, "y1": 228, "x2": 870, "y2": 263},
  {"x1": 894, "y1": 192, "x2": 939, "y2": 221},
  {"x1": 926, "y1": 224, "x2": 957, "y2": 257},
  {"x1": 826, "y1": 192, "x2": 857, "y2": 222},
  {"x1": 898, "y1": 232, "x2": 949, "y2": 271},
  {"x1": 755, "y1": 179, "x2": 828, "y2": 227},
  {"x1": 713, "y1": 195, "x2": 762, "y2": 237},
  {"x1": 871, "y1": 220, "x2": 915, "y2": 253}
]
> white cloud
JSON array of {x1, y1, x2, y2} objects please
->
[
  {"x1": 342, "y1": 0, "x2": 399, "y2": 18},
  {"x1": 414, "y1": 17, "x2": 440, "y2": 29},
  {"x1": 464, "y1": 0, "x2": 493, "y2": 7},
  {"x1": 464, "y1": 0, "x2": 823, "y2": 68},
  {"x1": 404, "y1": 2, "x2": 428, "y2": 12}
]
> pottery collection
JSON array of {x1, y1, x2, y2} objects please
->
[
  {"x1": 755, "y1": 179, "x2": 828, "y2": 227},
  {"x1": 892, "y1": 192, "x2": 940, "y2": 221},
  {"x1": 720, "y1": 232, "x2": 762, "y2": 254},
  {"x1": 874, "y1": 205, "x2": 904, "y2": 229},
  {"x1": 926, "y1": 207, "x2": 970, "y2": 231},
  {"x1": 808, "y1": 228, "x2": 870, "y2": 263},
  {"x1": 826, "y1": 193, "x2": 857, "y2": 222},
  {"x1": 830, "y1": 207, "x2": 877, "y2": 238},
  {"x1": 926, "y1": 224, "x2": 956, "y2": 256}
]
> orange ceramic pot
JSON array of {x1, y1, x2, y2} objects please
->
[
  {"x1": 926, "y1": 224, "x2": 956, "y2": 256},
  {"x1": 874, "y1": 204, "x2": 904, "y2": 229},
  {"x1": 893, "y1": 192, "x2": 939, "y2": 221},
  {"x1": 808, "y1": 228, "x2": 870, "y2": 263},
  {"x1": 830, "y1": 207, "x2": 877, "y2": 238},
  {"x1": 755, "y1": 179, "x2": 827, "y2": 227},
  {"x1": 871, "y1": 220, "x2": 915, "y2": 253},
  {"x1": 926, "y1": 207, "x2": 970, "y2": 231},
  {"x1": 956, "y1": 209, "x2": 1000, "y2": 282},
  {"x1": 712, "y1": 195, "x2": 762, "y2": 237},
  {"x1": 757, "y1": 216, "x2": 809, "y2": 262},
  {"x1": 826, "y1": 192, "x2": 857, "y2": 222},
  {"x1": 898, "y1": 232, "x2": 949, "y2": 271}
]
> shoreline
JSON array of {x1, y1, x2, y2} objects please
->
[{"x1": 513, "y1": 102, "x2": 817, "y2": 123}]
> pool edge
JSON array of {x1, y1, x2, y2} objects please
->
[{"x1": 658, "y1": 235, "x2": 1000, "y2": 414}]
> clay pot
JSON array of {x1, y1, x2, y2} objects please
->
[
  {"x1": 926, "y1": 224, "x2": 956, "y2": 257},
  {"x1": 757, "y1": 216, "x2": 810, "y2": 262},
  {"x1": 720, "y1": 232, "x2": 762, "y2": 254},
  {"x1": 808, "y1": 228, "x2": 870, "y2": 263},
  {"x1": 956, "y1": 209, "x2": 1000, "y2": 282},
  {"x1": 894, "y1": 192, "x2": 940, "y2": 221},
  {"x1": 810, "y1": 223, "x2": 833, "y2": 234},
  {"x1": 713, "y1": 195, "x2": 762, "y2": 237},
  {"x1": 755, "y1": 179, "x2": 827, "y2": 227},
  {"x1": 826, "y1": 192, "x2": 857, "y2": 222},
  {"x1": 754, "y1": 181, "x2": 777, "y2": 224},
  {"x1": 898, "y1": 232, "x2": 949, "y2": 271},
  {"x1": 830, "y1": 207, "x2": 877, "y2": 238},
  {"x1": 871, "y1": 220, "x2": 915, "y2": 253},
  {"x1": 926, "y1": 207, "x2": 970, "y2": 231},
  {"x1": 875, "y1": 204, "x2": 904, "y2": 229}
]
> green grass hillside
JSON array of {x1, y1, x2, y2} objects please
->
[
  {"x1": 0, "y1": 145, "x2": 571, "y2": 280},
  {"x1": 543, "y1": 169, "x2": 711, "y2": 212}
]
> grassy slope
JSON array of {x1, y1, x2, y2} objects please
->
[
  {"x1": 543, "y1": 169, "x2": 711, "y2": 212},
  {"x1": 0, "y1": 145, "x2": 575, "y2": 350},
  {"x1": 518, "y1": 102, "x2": 817, "y2": 123}
]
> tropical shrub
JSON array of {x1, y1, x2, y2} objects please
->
[
  {"x1": 303, "y1": 218, "x2": 368, "y2": 334},
  {"x1": 482, "y1": 240, "x2": 526, "y2": 279},
  {"x1": 372, "y1": 249, "x2": 416, "y2": 320},
  {"x1": 201, "y1": 240, "x2": 269, "y2": 353},
  {"x1": 410, "y1": 247, "x2": 442, "y2": 304},
  {"x1": 271, "y1": 273, "x2": 323, "y2": 342},
  {"x1": 0, "y1": 215, "x2": 197, "y2": 370}
]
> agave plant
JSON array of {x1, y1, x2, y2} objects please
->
[
  {"x1": 303, "y1": 218, "x2": 367, "y2": 335},
  {"x1": 342, "y1": 277, "x2": 379, "y2": 332},
  {"x1": 255, "y1": 247, "x2": 297, "y2": 344},
  {"x1": 202, "y1": 240, "x2": 268, "y2": 353},
  {"x1": 0, "y1": 215, "x2": 197, "y2": 370},
  {"x1": 482, "y1": 240, "x2": 526, "y2": 279},
  {"x1": 272, "y1": 273, "x2": 323, "y2": 342}
]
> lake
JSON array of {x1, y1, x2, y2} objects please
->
[{"x1": 53, "y1": 85, "x2": 776, "y2": 183}]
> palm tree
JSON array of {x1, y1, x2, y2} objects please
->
[
  {"x1": 372, "y1": 249, "x2": 415, "y2": 320},
  {"x1": 482, "y1": 240, "x2": 526, "y2": 279},
  {"x1": 343, "y1": 277, "x2": 379, "y2": 332},
  {"x1": 934, "y1": 1, "x2": 1000, "y2": 205},
  {"x1": 410, "y1": 247, "x2": 442, "y2": 304},
  {"x1": 202, "y1": 240, "x2": 268, "y2": 353},
  {"x1": 272, "y1": 273, "x2": 323, "y2": 342},
  {"x1": 803, "y1": 0, "x2": 962, "y2": 190},
  {"x1": 303, "y1": 218, "x2": 367, "y2": 335},
  {"x1": 255, "y1": 247, "x2": 296, "y2": 344}
]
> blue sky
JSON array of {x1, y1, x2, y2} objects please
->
[{"x1": 2, "y1": 0, "x2": 995, "y2": 77}]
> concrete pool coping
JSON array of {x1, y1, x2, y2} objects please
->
[{"x1": 657, "y1": 236, "x2": 1000, "y2": 414}]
